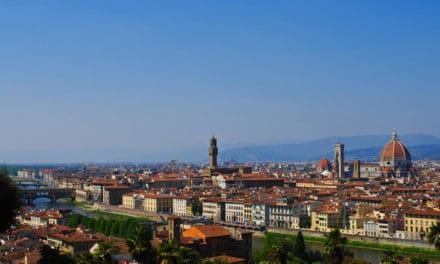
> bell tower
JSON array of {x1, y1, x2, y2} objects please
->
[
  {"x1": 334, "y1": 143, "x2": 345, "y2": 179},
  {"x1": 209, "y1": 136, "x2": 218, "y2": 169}
]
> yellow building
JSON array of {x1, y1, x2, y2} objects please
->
[
  {"x1": 122, "y1": 193, "x2": 135, "y2": 209},
  {"x1": 244, "y1": 203, "x2": 252, "y2": 224},
  {"x1": 144, "y1": 194, "x2": 173, "y2": 213},
  {"x1": 404, "y1": 209, "x2": 440, "y2": 240},
  {"x1": 186, "y1": 205, "x2": 194, "y2": 217},
  {"x1": 347, "y1": 215, "x2": 363, "y2": 235},
  {"x1": 311, "y1": 205, "x2": 342, "y2": 232}
]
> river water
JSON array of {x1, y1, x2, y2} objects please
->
[
  {"x1": 254, "y1": 235, "x2": 389, "y2": 264},
  {"x1": 32, "y1": 198, "x2": 75, "y2": 210}
]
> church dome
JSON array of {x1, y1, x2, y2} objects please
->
[
  {"x1": 317, "y1": 157, "x2": 331, "y2": 170},
  {"x1": 380, "y1": 130, "x2": 411, "y2": 162}
]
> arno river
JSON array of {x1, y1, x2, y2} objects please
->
[
  {"x1": 33, "y1": 199, "x2": 410, "y2": 264},
  {"x1": 252, "y1": 235, "x2": 384, "y2": 264}
]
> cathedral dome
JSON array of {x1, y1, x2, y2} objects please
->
[
  {"x1": 380, "y1": 130, "x2": 411, "y2": 162},
  {"x1": 317, "y1": 157, "x2": 331, "y2": 170}
]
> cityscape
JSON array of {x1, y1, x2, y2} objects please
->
[
  {"x1": 3, "y1": 132, "x2": 440, "y2": 264},
  {"x1": 1, "y1": 1, "x2": 440, "y2": 264}
]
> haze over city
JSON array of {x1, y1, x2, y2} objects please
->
[{"x1": 1, "y1": 1, "x2": 439, "y2": 163}]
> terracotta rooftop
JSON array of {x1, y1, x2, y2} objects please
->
[
  {"x1": 380, "y1": 131, "x2": 411, "y2": 161},
  {"x1": 209, "y1": 255, "x2": 246, "y2": 264},
  {"x1": 188, "y1": 224, "x2": 231, "y2": 238},
  {"x1": 405, "y1": 209, "x2": 440, "y2": 217}
]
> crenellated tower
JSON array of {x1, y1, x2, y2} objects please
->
[{"x1": 209, "y1": 136, "x2": 218, "y2": 169}]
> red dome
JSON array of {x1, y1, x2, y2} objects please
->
[
  {"x1": 317, "y1": 157, "x2": 331, "y2": 169},
  {"x1": 380, "y1": 130, "x2": 411, "y2": 162}
]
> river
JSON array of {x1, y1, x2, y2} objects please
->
[
  {"x1": 252, "y1": 235, "x2": 440, "y2": 264},
  {"x1": 32, "y1": 198, "x2": 75, "y2": 210},
  {"x1": 253, "y1": 234, "x2": 391, "y2": 264}
]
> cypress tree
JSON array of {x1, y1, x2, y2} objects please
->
[
  {"x1": 0, "y1": 164, "x2": 20, "y2": 233},
  {"x1": 293, "y1": 231, "x2": 307, "y2": 261}
]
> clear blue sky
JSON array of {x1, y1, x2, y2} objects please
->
[{"x1": 1, "y1": 1, "x2": 439, "y2": 162}]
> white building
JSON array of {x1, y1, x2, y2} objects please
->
[
  {"x1": 173, "y1": 197, "x2": 192, "y2": 217},
  {"x1": 202, "y1": 199, "x2": 224, "y2": 221},
  {"x1": 17, "y1": 169, "x2": 35, "y2": 179},
  {"x1": 251, "y1": 203, "x2": 269, "y2": 227},
  {"x1": 268, "y1": 204, "x2": 295, "y2": 229},
  {"x1": 363, "y1": 220, "x2": 379, "y2": 236},
  {"x1": 225, "y1": 201, "x2": 245, "y2": 223}
]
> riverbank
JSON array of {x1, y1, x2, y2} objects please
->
[
  {"x1": 90, "y1": 209, "x2": 151, "y2": 221},
  {"x1": 74, "y1": 202, "x2": 155, "y2": 222},
  {"x1": 265, "y1": 232, "x2": 440, "y2": 261}
]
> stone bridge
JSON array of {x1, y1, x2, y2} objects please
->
[
  {"x1": 19, "y1": 188, "x2": 75, "y2": 204},
  {"x1": 13, "y1": 178, "x2": 47, "y2": 189}
]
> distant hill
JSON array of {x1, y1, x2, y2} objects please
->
[
  {"x1": 220, "y1": 134, "x2": 440, "y2": 162},
  {"x1": 2, "y1": 134, "x2": 440, "y2": 164}
]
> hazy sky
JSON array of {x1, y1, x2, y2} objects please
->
[{"x1": 1, "y1": 1, "x2": 439, "y2": 162}]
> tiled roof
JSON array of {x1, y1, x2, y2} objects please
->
[{"x1": 191, "y1": 224, "x2": 231, "y2": 238}]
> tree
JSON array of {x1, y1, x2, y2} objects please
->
[
  {"x1": 409, "y1": 256, "x2": 429, "y2": 264},
  {"x1": 0, "y1": 164, "x2": 20, "y2": 233},
  {"x1": 126, "y1": 225, "x2": 157, "y2": 264},
  {"x1": 156, "y1": 241, "x2": 206, "y2": 264},
  {"x1": 110, "y1": 222, "x2": 120, "y2": 237},
  {"x1": 252, "y1": 233, "x2": 296, "y2": 264},
  {"x1": 96, "y1": 218, "x2": 106, "y2": 233},
  {"x1": 37, "y1": 245, "x2": 74, "y2": 264},
  {"x1": 428, "y1": 222, "x2": 440, "y2": 250},
  {"x1": 89, "y1": 218, "x2": 96, "y2": 231},
  {"x1": 118, "y1": 220, "x2": 128, "y2": 238},
  {"x1": 266, "y1": 235, "x2": 294, "y2": 264},
  {"x1": 76, "y1": 252, "x2": 97, "y2": 264},
  {"x1": 81, "y1": 216, "x2": 90, "y2": 228},
  {"x1": 69, "y1": 214, "x2": 80, "y2": 228},
  {"x1": 380, "y1": 250, "x2": 403, "y2": 264},
  {"x1": 94, "y1": 241, "x2": 120, "y2": 264},
  {"x1": 324, "y1": 229, "x2": 352, "y2": 264},
  {"x1": 126, "y1": 220, "x2": 137, "y2": 238},
  {"x1": 104, "y1": 220, "x2": 112, "y2": 235},
  {"x1": 176, "y1": 246, "x2": 202, "y2": 264},
  {"x1": 306, "y1": 250, "x2": 323, "y2": 264},
  {"x1": 293, "y1": 231, "x2": 307, "y2": 262},
  {"x1": 157, "y1": 241, "x2": 180, "y2": 264},
  {"x1": 191, "y1": 200, "x2": 202, "y2": 216},
  {"x1": 299, "y1": 215, "x2": 311, "y2": 229}
]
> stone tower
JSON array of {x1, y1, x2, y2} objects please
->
[
  {"x1": 334, "y1": 143, "x2": 345, "y2": 179},
  {"x1": 209, "y1": 136, "x2": 218, "y2": 169},
  {"x1": 353, "y1": 160, "x2": 361, "y2": 179},
  {"x1": 167, "y1": 216, "x2": 181, "y2": 244}
]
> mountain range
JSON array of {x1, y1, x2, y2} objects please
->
[
  {"x1": 220, "y1": 134, "x2": 440, "y2": 162},
  {"x1": 2, "y1": 134, "x2": 440, "y2": 164}
]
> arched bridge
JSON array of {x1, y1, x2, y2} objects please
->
[
  {"x1": 19, "y1": 188, "x2": 75, "y2": 204},
  {"x1": 13, "y1": 178, "x2": 47, "y2": 189}
]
